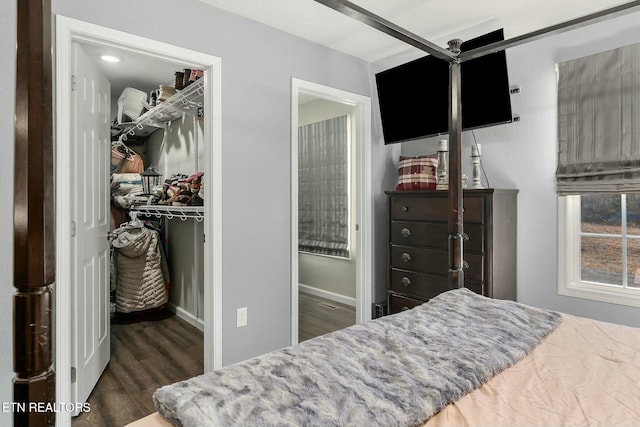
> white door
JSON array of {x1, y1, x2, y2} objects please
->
[{"x1": 71, "y1": 41, "x2": 111, "y2": 414}]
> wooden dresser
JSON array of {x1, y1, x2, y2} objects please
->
[{"x1": 386, "y1": 189, "x2": 518, "y2": 314}]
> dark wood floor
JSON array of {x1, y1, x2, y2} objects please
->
[
  {"x1": 72, "y1": 310, "x2": 203, "y2": 427},
  {"x1": 299, "y1": 292, "x2": 356, "y2": 342},
  {"x1": 72, "y1": 294, "x2": 353, "y2": 426}
]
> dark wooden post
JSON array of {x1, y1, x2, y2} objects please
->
[
  {"x1": 447, "y1": 39, "x2": 465, "y2": 290},
  {"x1": 13, "y1": 0, "x2": 56, "y2": 426}
]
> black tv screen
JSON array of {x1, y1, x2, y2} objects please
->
[{"x1": 375, "y1": 29, "x2": 513, "y2": 144}]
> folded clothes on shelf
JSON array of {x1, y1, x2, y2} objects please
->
[{"x1": 158, "y1": 171, "x2": 204, "y2": 207}]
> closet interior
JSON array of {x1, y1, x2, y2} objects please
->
[{"x1": 109, "y1": 67, "x2": 206, "y2": 331}]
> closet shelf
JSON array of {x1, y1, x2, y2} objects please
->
[
  {"x1": 130, "y1": 205, "x2": 204, "y2": 222},
  {"x1": 119, "y1": 78, "x2": 204, "y2": 140}
]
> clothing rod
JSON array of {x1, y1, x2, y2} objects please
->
[
  {"x1": 460, "y1": 0, "x2": 640, "y2": 61},
  {"x1": 313, "y1": 0, "x2": 456, "y2": 61}
]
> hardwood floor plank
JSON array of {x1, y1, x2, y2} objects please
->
[
  {"x1": 298, "y1": 292, "x2": 356, "y2": 342},
  {"x1": 72, "y1": 311, "x2": 203, "y2": 427},
  {"x1": 73, "y1": 296, "x2": 353, "y2": 426}
]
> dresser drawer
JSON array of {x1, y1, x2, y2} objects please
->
[
  {"x1": 390, "y1": 269, "x2": 485, "y2": 298},
  {"x1": 389, "y1": 195, "x2": 484, "y2": 222},
  {"x1": 389, "y1": 269, "x2": 449, "y2": 299},
  {"x1": 390, "y1": 221, "x2": 484, "y2": 252},
  {"x1": 390, "y1": 246, "x2": 484, "y2": 280},
  {"x1": 388, "y1": 293, "x2": 425, "y2": 314}
]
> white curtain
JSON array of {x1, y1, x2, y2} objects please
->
[
  {"x1": 556, "y1": 42, "x2": 640, "y2": 195},
  {"x1": 298, "y1": 115, "x2": 349, "y2": 257}
]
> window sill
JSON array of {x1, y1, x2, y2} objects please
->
[{"x1": 558, "y1": 280, "x2": 640, "y2": 308}]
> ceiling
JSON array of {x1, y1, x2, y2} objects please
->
[
  {"x1": 83, "y1": 0, "x2": 636, "y2": 102},
  {"x1": 198, "y1": 0, "x2": 635, "y2": 64},
  {"x1": 79, "y1": 41, "x2": 182, "y2": 98}
]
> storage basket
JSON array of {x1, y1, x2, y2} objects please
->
[{"x1": 117, "y1": 87, "x2": 147, "y2": 124}]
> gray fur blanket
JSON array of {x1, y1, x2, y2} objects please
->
[{"x1": 153, "y1": 289, "x2": 561, "y2": 427}]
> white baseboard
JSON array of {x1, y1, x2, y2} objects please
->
[
  {"x1": 167, "y1": 303, "x2": 204, "y2": 332},
  {"x1": 298, "y1": 283, "x2": 356, "y2": 307}
]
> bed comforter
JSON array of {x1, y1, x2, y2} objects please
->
[{"x1": 152, "y1": 289, "x2": 561, "y2": 427}]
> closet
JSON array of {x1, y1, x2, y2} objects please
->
[{"x1": 109, "y1": 71, "x2": 205, "y2": 330}]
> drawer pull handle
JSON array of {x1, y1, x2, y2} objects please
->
[
  {"x1": 401, "y1": 277, "x2": 411, "y2": 287},
  {"x1": 401, "y1": 253, "x2": 411, "y2": 263},
  {"x1": 401, "y1": 306, "x2": 410, "y2": 311},
  {"x1": 402, "y1": 206, "x2": 409, "y2": 212},
  {"x1": 401, "y1": 228, "x2": 411, "y2": 238}
]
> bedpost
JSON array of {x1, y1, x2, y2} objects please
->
[
  {"x1": 447, "y1": 39, "x2": 465, "y2": 290},
  {"x1": 13, "y1": 0, "x2": 56, "y2": 425}
]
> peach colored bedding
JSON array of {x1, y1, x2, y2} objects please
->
[
  {"x1": 424, "y1": 313, "x2": 640, "y2": 427},
  {"x1": 127, "y1": 313, "x2": 640, "y2": 427}
]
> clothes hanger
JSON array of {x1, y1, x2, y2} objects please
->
[
  {"x1": 127, "y1": 211, "x2": 144, "y2": 228},
  {"x1": 113, "y1": 211, "x2": 144, "y2": 235},
  {"x1": 111, "y1": 137, "x2": 134, "y2": 161}
]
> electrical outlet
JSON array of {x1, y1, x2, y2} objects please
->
[{"x1": 236, "y1": 307, "x2": 248, "y2": 327}]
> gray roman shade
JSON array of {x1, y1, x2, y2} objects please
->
[
  {"x1": 556, "y1": 43, "x2": 640, "y2": 195},
  {"x1": 298, "y1": 115, "x2": 350, "y2": 258}
]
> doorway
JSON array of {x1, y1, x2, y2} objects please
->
[
  {"x1": 290, "y1": 78, "x2": 373, "y2": 345},
  {"x1": 55, "y1": 16, "x2": 222, "y2": 427}
]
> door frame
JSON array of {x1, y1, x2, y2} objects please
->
[
  {"x1": 290, "y1": 78, "x2": 373, "y2": 344},
  {"x1": 55, "y1": 16, "x2": 223, "y2": 426}
]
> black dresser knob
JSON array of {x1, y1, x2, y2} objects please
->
[
  {"x1": 401, "y1": 253, "x2": 411, "y2": 262},
  {"x1": 401, "y1": 227, "x2": 411, "y2": 237},
  {"x1": 401, "y1": 277, "x2": 411, "y2": 287}
]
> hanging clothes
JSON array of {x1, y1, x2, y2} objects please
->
[{"x1": 111, "y1": 223, "x2": 169, "y2": 313}]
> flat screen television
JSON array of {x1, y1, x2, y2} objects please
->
[{"x1": 375, "y1": 28, "x2": 513, "y2": 144}]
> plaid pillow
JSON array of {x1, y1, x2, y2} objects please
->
[{"x1": 395, "y1": 155, "x2": 439, "y2": 191}]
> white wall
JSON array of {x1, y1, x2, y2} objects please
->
[
  {"x1": 147, "y1": 116, "x2": 205, "y2": 176},
  {"x1": 396, "y1": 11, "x2": 640, "y2": 327},
  {"x1": 0, "y1": 1, "x2": 16, "y2": 425},
  {"x1": 298, "y1": 99, "x2": 356, "y2": 301}
]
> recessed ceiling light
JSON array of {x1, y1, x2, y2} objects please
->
[{"x1": 101, "y1": 55, "x2": 120, "y2": 63}]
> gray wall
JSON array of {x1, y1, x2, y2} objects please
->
[
  {"x1": 6, "y1": 4, "x2": 638, "y2": 421},
  {"x1": 147, "y1": 117, "x2": 205, "y2": 324},
  {"x1": 505, "y1": 9, "x2": 640, "y2": 326},
  {"x1": 0, "y1": 1, "x2": 16, "y2": 425},
  {"x1": 47, "y1": 0, "x2": 379, "y2": 367},
  {"x1": 396, "y1": 10, "x2": 640, "y2": 327}
]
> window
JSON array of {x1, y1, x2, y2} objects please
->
[
  {"x1": 298, "y1": 115, "x2": 350, "y2": 258},
  {"x1": 558, "y1": 194, "x2": 640, "y2": 307},
  {"x1": 555, "y1": 43, "x2": 640, "y2": 307}
]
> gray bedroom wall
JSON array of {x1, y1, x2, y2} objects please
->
[
  {"x1": 394, "y1": 10, "x2": 640, "y2": 327},
  {"x1": 47, "y1": 0, "x2": 380, "y2": 366},
  {"x1": 0, "y1": 1, "x2": 16, "y2": 425},
  {"x1": 503, "y1": 10, "x2": 640, "y2": 327}
]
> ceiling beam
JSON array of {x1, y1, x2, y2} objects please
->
[{"x1": 313, "y1": 0, "x2": 457, "y2": 61}]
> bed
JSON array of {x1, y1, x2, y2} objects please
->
[{"x1": 126, "y1": 288, "x2": 640, "y2": 427}]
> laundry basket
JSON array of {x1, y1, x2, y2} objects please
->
[{"x1": 117, "y1": 87, "x2": 147, "y2": 124}]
